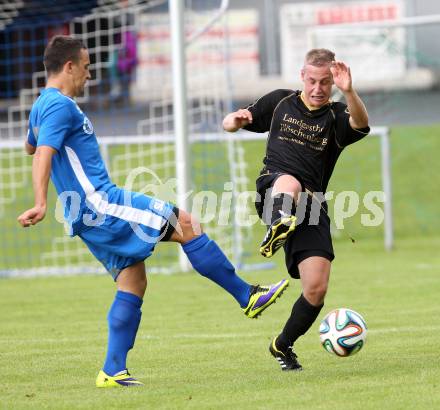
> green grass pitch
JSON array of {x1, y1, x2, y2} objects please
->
[
  {"x1": 1, "y1": 124, "x2": 440, "y2": 408},
  {"x1": 1, "y1": 235, "x2": 440, "y2": 409}
]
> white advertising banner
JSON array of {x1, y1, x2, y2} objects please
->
[
  {"x1": 135, "y1": 10, "x2": 259, "y2": 100},
  {"x1": 280, "y1": 1, "x2": 405, "y2": 83}
]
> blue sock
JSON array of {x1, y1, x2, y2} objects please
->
[
  {"x1": 103, "y1": 290, "x2": 143, "y2": 376},
  {"x1": 182, "y1": 233, "x2": 251, "y2": 307}
]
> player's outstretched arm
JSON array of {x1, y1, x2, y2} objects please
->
[
  {"x1": 222, "y1": 109, "x2": 253, "y2": 132},
  {"x1": 17, "y1": 146, "x2": 56, "y2": 227},
  {"x1": 330, "y1": 61, "x2": 369, "y2": 129}
]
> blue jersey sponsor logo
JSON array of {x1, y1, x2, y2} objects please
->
[{"x1": 83, "y1": 117, "x2": 94, "y2": 134}]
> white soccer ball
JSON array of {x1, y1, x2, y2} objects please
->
[{"x1": 319, "y1": 308, "x2": 367, "y2": 357}]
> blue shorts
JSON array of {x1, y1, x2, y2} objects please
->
[{"x1": 79, "y1": 188, "x2": 176, "y2": 280}]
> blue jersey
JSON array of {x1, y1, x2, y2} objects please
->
[
  {"x1": 27, "y1": 87, "x2": 175, "y2": 275},
  {"x1": 28, "y1": 88, "x2": 115, "y2": 234}
]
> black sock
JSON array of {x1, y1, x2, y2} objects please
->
[
  {"x1": 262, "y1": 193, "x2": 296, "y2": 225},
  {"x1": 277, "y1": 293, "x2": 323, "y2": 350}
]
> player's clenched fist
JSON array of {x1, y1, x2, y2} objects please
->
[
  {"x1": 17, "y1": 205, "x2": 46, "y2": 227},
  {"x1": 222, "y1": 109, "x2": 253, "y2": 132}
]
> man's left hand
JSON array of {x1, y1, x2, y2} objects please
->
[{"x1": 331, "y1": 61, "x2": 352, "y2": 93}]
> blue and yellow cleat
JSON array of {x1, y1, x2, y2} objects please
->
[
  {"x1": 96, "y1": 369, "x2": 144, "y2": 388},
  {"x1": 243, "y1": 279, "x2": 289, "y2": 318}
]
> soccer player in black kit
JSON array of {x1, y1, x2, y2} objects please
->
[{"x1": 223, "y1": 49, "x2": 370, "y2": 370}]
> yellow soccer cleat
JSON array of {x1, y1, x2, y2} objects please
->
[
  {"x1": 243, "y1": 279, "x2": 289, "y2": 318},
  {"x1": 260, "y1": 215, "x2": 297, "y2": 258},
  {"x1": 96, "y1": 369, "x2": 144, "y2": 388}
]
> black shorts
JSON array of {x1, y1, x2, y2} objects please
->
[{"x1": 255, "y1": 171, "x2": 334, "y2": 279}]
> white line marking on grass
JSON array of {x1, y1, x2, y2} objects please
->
[
  {"x1": 139, "y1": 333, "x2": 267, "y2": 340},
  {"x1": 0, "y1": 333, "x2": 267, "y2": 345},
  {"x1": 415, "y1": 263, "x2": 434, "y2": 269},
  {"x1": 368, "y1": 325, "x2": 440, "y2": 334},
  {"x1": 2, "y1": 326, "x2": 439, "y2": 345}
]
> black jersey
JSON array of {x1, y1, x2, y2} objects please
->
[{"x1": 244, "y1": 89, "x2": 370, "y2": 193}]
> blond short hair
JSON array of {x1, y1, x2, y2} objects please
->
[{"x1": 304, "y1": 49, "x2": 335, "y2": 67}]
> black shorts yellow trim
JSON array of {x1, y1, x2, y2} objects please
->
[{"x1": 255, "y1": 171, "x2": 335, "y2": 279}]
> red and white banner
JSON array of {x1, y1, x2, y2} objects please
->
[
  {"x1": 280, "y1": 1, "x2": 405, "y2": 83},
  {"x1": 135, "y1": 10, "x2": 259, "y2": 100}
]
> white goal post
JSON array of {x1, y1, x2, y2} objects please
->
[
  {"x1": 0, "y1": 1, "x2": 396, "y2": 279},
  {"x1": 0, "y1": 125, "x2": 392, "y2": 278},
  {"x1": 97, "y1": 126, "x2": 393, "y2": 252},
  {"x1": 100, "y1": 126, "x2": 394, "y2": 254},
  {"x1": 228, "y1": 126, "x2": 393, "y2": 251}
]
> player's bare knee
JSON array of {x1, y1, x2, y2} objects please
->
[
  {"x1": 116, "y1": 261, "x2": 147, "y2": 297},
  {"x1": 170, "y1": 209, "x2": 202, "y2": 243},
  {"x1": 304, "y1": 285, "x2": 327, "y2": 306}
]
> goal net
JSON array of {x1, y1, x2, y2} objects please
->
[
  {"x1": 2, "y1": 0, "x2": 439, "y2": 277},
  {"x1": 0, "y1": 0, "x2": 256, "y2": 277}
]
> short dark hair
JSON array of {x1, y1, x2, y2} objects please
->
[
  {"x1": 43, "y1": 35, "x2": 86, "y2": 75},
  {"x1": 304, "y1": 48, "x2": 335, "y2": 67}
]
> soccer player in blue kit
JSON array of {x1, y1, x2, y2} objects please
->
[{"x1": 17, "y1": 35, "x2": 289, "y2": 387}]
